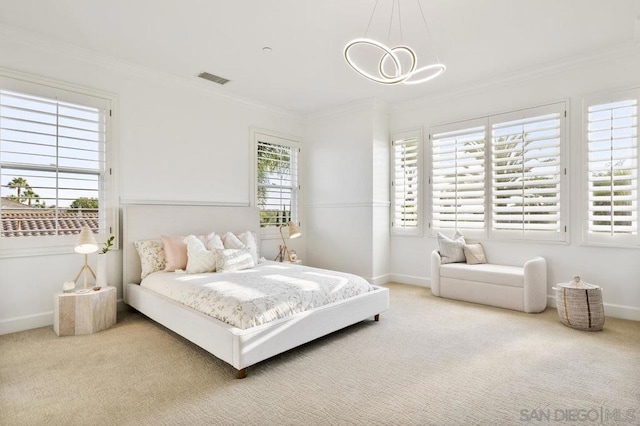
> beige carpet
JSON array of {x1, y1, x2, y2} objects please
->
[{"x1": 1, "y1": 283, "x2": 639, "y2": 425}]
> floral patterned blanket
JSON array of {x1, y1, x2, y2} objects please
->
[{"x1": 140, "y1": 261, "x2": 374, "y2": 329}]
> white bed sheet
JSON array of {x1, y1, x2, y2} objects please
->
[{"x1": 140, "y1": 261, "x2": 374, "y2": 330}]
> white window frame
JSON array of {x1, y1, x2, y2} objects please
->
[
  {"x1": 0, "y1": 69, "x2": 117, "y2": 258},
  {"x1": 251, "y1": 128, "x2": 301, "y2": 239},
  {"x1": 582, "y1": 88, "x2": 639, "y2": 247},
  {"x1": 391, "y1": 128, "x2": 423, "y2": 236},
  {"x1": 428, "y1": 101, "x2": 568, "y2": 243}
]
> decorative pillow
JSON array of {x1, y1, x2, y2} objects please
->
[
  {"x1": 184, "y1": 235, "x2": 217, "y2": 273},
  {"x1": 238, "y1": 231, "x2": 259, "y2": 265},
  {"x1": 162, "y1": 233, "x2": 215, "y2": 272},
  {"x1": 215, "y1": 248, "x2": 255, "y2": 272},
  {"x1": 161, "y1": 235, "x2": 189, "y2": 272},
  {"x1": 463, "y1": 243, "x2": 487, "y2": 265},
  {"x1": 206, "y1": 234, "x2": 224, "y2": 252},
  {"x1": 222, "y1": 232, "x2": 244, "y2": 250},
  {"x1": 437, "y1": 231, "x2": 466, "y2": 264},
  {"x1": 134, "y1": 239, "x2": 166, "y2": 279}
]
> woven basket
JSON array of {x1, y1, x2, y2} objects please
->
[{"x1": 553, "y1": 276, "x2": 604, "y2": 331}]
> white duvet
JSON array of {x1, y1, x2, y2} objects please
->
[{"x1": 140, "y1": 261, "x2": 374, "y2": 329}]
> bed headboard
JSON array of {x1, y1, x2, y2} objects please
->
[{"x1": 122, "y1": 204, "x2": 260, "y2": 289}]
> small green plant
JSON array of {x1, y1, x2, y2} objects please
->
[{"x1": 101, "y1": 235, "x2": 115, "y2": 254}]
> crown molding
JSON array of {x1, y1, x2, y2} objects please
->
[
  {"x1": 304, "y1": 97, "x2": 389, "y2": 123},
  {"x1": 0, "y1": 24, "x2": 303, "y2": 121},
  {"x1": 392, "y1": 39, "x2": 640, "y2": 113}
]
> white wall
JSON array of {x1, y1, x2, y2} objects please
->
[
  {"x1": 304, "y1": 100, "x2": 390, "y2": 283},
  {"x1": 389, "y1": 48, "x2": 640, "y2": 320},
  {"x1": 0, "y1": 29, "x2": 304, "y2": 334},
  {"x1": 372, "y1": 106, "x2": 390, "y2": 281}
]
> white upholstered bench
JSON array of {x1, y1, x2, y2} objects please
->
[{"x1": 430, "y1": 250, "x2": 547, "y2": 313}]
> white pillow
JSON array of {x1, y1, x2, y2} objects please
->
[
  {"x1": 184, "y1": 235, "x2": 216, "y2": 273},
  {"x1": 134, "y1": 239, "x2": 166, "y2": 279},
  {"x1": 222, "y1": 232, "x2": 244, "y2": 250},
  {"x1": 215, "y1": 248, "x2": 255, "y2": 272},
  {"x1": 238, "y1": 231, "x2": 259, "y2": 265},
  {"x1": 437, "y1": 231, "x2": 466, "y2": 264},
  {"x1": 206, "y1": 233, "x2": 224, "y2": 251}
]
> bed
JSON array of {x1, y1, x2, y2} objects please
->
[{"x1": 122, "y1": 204, "x2": 389, "y2": 378}]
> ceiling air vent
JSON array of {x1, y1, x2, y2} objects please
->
[{"x1": 198, "y1": 72, "x2": 230, "y2": 85}]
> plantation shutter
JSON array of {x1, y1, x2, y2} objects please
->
[
  {"x1": 0, "y1": 89, "x2": 108, "y2": 237},
  {"x1": 256, "y1": 137, "x2": 299, "y2": 228},
  {"x1": 431, "y1": 120, "x2": 486, "y2": 234},
  {"x1": 586, "y1": 96, "x2": 638, "y2": 241},
  {"x1": 490, "y1": 104, "x2": 564, "y2": 240},
  {"x1": 391, "y1": 130, "x2": 421, "y2": 234}
]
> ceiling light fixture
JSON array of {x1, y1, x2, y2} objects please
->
[{"x1": 344, "y1": 0, "x2": 446, "y2": 85}]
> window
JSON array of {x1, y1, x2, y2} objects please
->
[
  {"x1": 253, "y1": 130, "x2": 300, "y2": 234},
  {"x1": 490, "y1": 104, "x2": 564, "y2": 240},
  {"x1": 584, "y1": 89, "x2": 639, "y2": 246},
  {"x1": 391, "y1": 129, "x2": 422, "y2": 235},
  {"x1": 431, "y1": 120, "x2": 486, "y2": 235},
  {"x1": 429, "y1": 102, "x2": 566, "y2": 242},
  {"x1": 0, "y1": 73, "x2": 114, "y2": 256}
]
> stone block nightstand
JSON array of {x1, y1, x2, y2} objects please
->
[{"x1": 54, "y1": 286, "x2": 117, "y2": 336}]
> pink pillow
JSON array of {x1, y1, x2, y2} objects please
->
[
  {"x1": 161, "y1": 235, "x2": 188, "y2": 272},
  {"x1": 162, "y1": 233, "x2": 215, "y2": 272}
]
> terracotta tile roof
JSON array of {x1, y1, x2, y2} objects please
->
[{"x1": 1, "y1": 199, "x2": 98, "y2": 237}]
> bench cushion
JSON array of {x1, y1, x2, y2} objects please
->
[{"x1": 440, "y1": 263, "x2": 524, "y2": 288}]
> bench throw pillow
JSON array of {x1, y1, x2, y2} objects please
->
[
  {"x1": 437, "y1": 231, "x2": 466, "y2": 264},
  {"x1": 463, "y1": 243, "x2": 487, "y2": 265}
]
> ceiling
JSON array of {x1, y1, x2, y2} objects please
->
[{"x1": 1, "y1": 0, "x2": 639, "y2": 115}]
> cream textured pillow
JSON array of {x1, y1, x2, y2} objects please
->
[
  {"x1": 437, "y1": 231, "x2": 466, "y2": 264},
  {"x1": 215, "y1": 248, "x2": 255, "y2": 272},
  {"x1": 134, "y1": 240, "x2": 166, "y2": 280},
  {"x1": 238, "y1": 231, "x2": 259, "y2": 265},
  {"x1": 463, "y1": 243, "x2": 487, "y2": 265},
  {"x1": 184, "y1": 235, "x2": 217, "y2": 273}
]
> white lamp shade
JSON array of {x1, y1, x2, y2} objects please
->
[
  {"x1": 75, "y1": 225, "x2": 99, "y2": 254},
  {"x1": 287, "y1": 221, "x2": 301, "y2": 239}
]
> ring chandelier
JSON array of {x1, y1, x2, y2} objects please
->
[{"x1": 343, "y1": 0, "x2": 446, "y2": 85}]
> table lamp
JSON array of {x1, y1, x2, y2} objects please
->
[
  {"x1": 73, "y1": 225, "x2": 98, "y2": 292},
  {"x1": 277, "y1": 221, "x2": 301, "y2": 262}
]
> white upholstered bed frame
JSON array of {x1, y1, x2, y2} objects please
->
[{"x1": 122, "y1": 205, "x2": 389, "y2": 378}]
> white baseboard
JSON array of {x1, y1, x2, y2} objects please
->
[
  {"x1": 0, "y1": 311, "x2": 53, "y2": 335},
  {"x1": 547, "y1": 295, "x2": 640, "y2": 321},
  {"x1": 388, "y1": 273, "x2": 430, "y2": 288},
  {"x1": 369, "y1": 274, "x2": 391, "y2": 286},
  {"x1": 0, "y1": 299, "x2": 128, "y2": 335}
]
